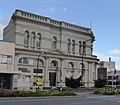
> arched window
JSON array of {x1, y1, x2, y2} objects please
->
[
  {"x1": 52, "y1": 36, "x2": 57, "y2": 49},
  {"x1": 72, "y1": 40, "x2": 75, "y2": 53},
  {"x1": 30, "y1": 32, "x2": 35, "y2": 48},
  {"x1": 18, "y1": 57, "x2": 29, "y2": 64},
  {"x1": 24, "y1": 30, "x2": 29, "y2": 46},
  {"x1": 36, "y1": 33, "x2": 41, "y2": 48},
  {"x1": 67, "y1": 39, "x2": 71, "y2": 53},
  {"x1": 83, "y1": 42, "x2": 86, "y2": 54},
  {"x1": 67, "y1": 62, "x2": 74, "y2": 68},
  {"x1": 34, "y1": 59, "x2": 44, "y2": 66},
  {"x1": 80, "y1": 62, "x2": 85, "y2": 76},
  {"x1": 66, "y1": 62, "x2": 74, "y2": 78},
  {"x1": 50, "y1": 60, "x2": 58, "y2": 67},
  {"x1": 79, "y1": 41, "x2": 82, "y2": 54}
]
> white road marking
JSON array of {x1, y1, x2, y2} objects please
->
[
  {"x1": 88, "y1": 95, "x2": 115, "y2": 99},
  {"x1": 71, "y1": 101, "x2": 105, "y2": 104}
]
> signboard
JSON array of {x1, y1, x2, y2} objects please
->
[
  {"x1": 33, "y1": 76, "x2": 42, "y2": 86},
  {"x1": 34, "y1": 69, "x2": 43, "y2": 73}
]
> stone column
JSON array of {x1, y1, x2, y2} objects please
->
[
  {"x1": 43, "y1": 56, "x2": 49, "y2": 88},
  {"x1": 89, "y1": 62, "x2": 93, "y2": 87}
]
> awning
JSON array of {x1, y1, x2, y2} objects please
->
[{"x1": 0, "y1": 70, "x2": 21, "y2": 74}]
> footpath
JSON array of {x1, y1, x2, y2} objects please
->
[{"x1": 0, "y1": 92, "x2": 90, "y2": 100}]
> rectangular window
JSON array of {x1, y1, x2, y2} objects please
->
[
  {"x1": 2, "y1": 55, "x2": 7, "y2": 64},
  {"x1": 108, "y1": 76, "x2": 112, "y2": 80},
  {"x1": 18, "y1": 68, "x2": 30, "y2": 73},
  {"x1": 34, "y1": 69, "x2": 43, "y2": 73},
  {"x1": 0, "y1": 55, "x2": 12, "y2": 64}
]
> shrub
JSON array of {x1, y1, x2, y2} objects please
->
[
  {"x1": 94, "y1": 88, "x2": 120, "y2": 95},
  {"x1": 65, "y1": 76, "x2": 84, "y2": 89},
  {"x1": 49, "y1": 90, "x2": 76, "y2": 96},
  {"x1": 0, "y1": 90, "x2": 76, "y2": 97},
  {"x1": 94, "y1": 79, "x2": 107, "y2": 88},
  {"x1": 0, "y1": 89, "x2": 15, "y2": 97}
]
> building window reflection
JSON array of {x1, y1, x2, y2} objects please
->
[
  {"x1": 0, "y1": 55, "x2": 12, "y2": 64},
  {"x1": 24, "y1": 30, "x2": 29, "y2": 47},
  {"x1": 18, "y1": 57, "x2": 29, "y2": 64},
  {"x1": 52, "y1": 36, "x2": 57, "y2": 49}
]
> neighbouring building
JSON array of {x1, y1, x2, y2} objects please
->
[
  {"x1": 3, "y1": 9, "x2": 99, "y2": 90},
  {"x1": 99, "y1": 57, "x2": 115, "y2": 71},
  {"x1": 97, "y1": 57, "x2": 115, "y2": 80},
  {"x1": 97, "y1": 68, "x2": 107, "y2": 80},
  {"x1": 107, "y1": 70, "x2": 120, "y2": 88},
  {"x1": 0, "y1": 41, "x2": 20, "y2": 89}
]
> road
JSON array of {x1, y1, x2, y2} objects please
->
[{"x1": 0, "y1": 93, "x2": 120, "y2": 105}]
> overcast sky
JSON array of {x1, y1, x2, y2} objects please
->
[{"x1": 1, "y1": 0, "x2": 120, "y2": 69}]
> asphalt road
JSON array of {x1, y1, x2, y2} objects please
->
[{"x1": 0, "y1": 93, "x2": 120, "y2": 105}]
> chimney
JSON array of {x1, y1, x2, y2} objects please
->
[{"x1": 109, "y1": 57, "x2": 111, "y2": 62}]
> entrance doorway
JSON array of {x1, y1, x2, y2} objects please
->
[
  {"x1": 49, "y1": 72, "x2": 56, "y2": 86},
  {"x1": 0, "y1": 73, "x2": 12, "y2": 89}
]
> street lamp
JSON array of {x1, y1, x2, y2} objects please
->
[
  {"x1": 81, "y1": 38, "x2": 95, "y2": 85},
  {"x1": 35, "y1": 51, "x2": 45, "y2": 90}
]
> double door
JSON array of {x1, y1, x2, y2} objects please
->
[{"x1": 49, "y1": 72, "x2": 56, "y2": 86}]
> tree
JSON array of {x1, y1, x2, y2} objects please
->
[
  {"x1": 94, "y1": 79, "x2": 107, "y2": 88},
  {"x1": 65, "y1": 76, "x2": 84, "y2": 89}
]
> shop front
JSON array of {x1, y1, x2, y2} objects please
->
[{"x1": 0, "y1": 73, "x2": 13, "y2": 89}]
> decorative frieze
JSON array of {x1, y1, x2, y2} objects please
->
[{"x1": 13, "y1": 10, "x2": 93, "y2": 36}]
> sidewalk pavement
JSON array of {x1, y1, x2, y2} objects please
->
[{"x1": 0, "y1": 92, "x2": 89, "y2": 100}]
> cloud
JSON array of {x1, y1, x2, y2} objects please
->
[
  {"x1": 63, "y1": 8, "x2": 67, "y2": 12},
  {"x1": 94, "y1": 51, "x2": 120, "y2": 69},
  {"x1": 93, "y1": 51, "x2": 109, "y2": 61},
  {"x1": 49, "y1": 0, "x2": 54, "y2": 2},
  {"x1": 0, "y1": 16, "x2": 9, "y2": 39},
  {"x1": 40, "y1": 7, "x2": 68, "y2": 14},
  {"x1": 49, "y1": 7, "x2": 56, "y2": 12},
  {"x1": 40, "y1": 7, "x2": 57, "y2": 13},
  {"x1": 94, "y1": 51, "x2": 120, "y2": 61},
  {"x1": 108, "y1": 49, "x2": 120, "y2": 55},
  {"x1": 0, "y1": 23, "x2": 5, "y2": 39},
  {"x1": 0, "y1": 23, "x2": 5, "y2": 34},
  {"x1": 0, "y1": 16, "x2": 3, "y2": 21}
]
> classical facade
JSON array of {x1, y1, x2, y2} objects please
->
[{"x1": 3, "y1": 10, "x2": 99, "y2": 90}]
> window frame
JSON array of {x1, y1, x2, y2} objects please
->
[
  {"x1": 24, "y1": 30, "x2": 29, "y2": 47},
  {"x1": 52, "y1": 36, "x2": 57, "y2": 49},
  {"x1": 18, "y1": 57, "x2": 29, "y2": 64}
]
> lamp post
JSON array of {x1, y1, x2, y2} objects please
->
[
  {"x1": 81, "y1": 38, "x2": 94, "y2": 86},
  {"x1": 114, "y1": 69, "x2": 117, "y2": 90},
  {"x1": 35, "y1": 51, "x2": 45, "y2": 90}
]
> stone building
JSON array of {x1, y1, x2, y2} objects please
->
[{"x1": 3, "y1": 10, "x2": 99, "y2": 90}]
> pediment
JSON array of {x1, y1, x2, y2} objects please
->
[{"x1": 47, "y1": 49, "x2": 66, "y2": 55}]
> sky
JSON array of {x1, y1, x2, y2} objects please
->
[{"x1": 0, "y1": 0, "x2": 120, "y2": 69}]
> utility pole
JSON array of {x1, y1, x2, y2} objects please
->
[
  {"x1": 35, "y1": 51, "x2": 45, "y2": 91},
  {"x1": 81, "y1": 38, "x2": 95, "y2": 86}
]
